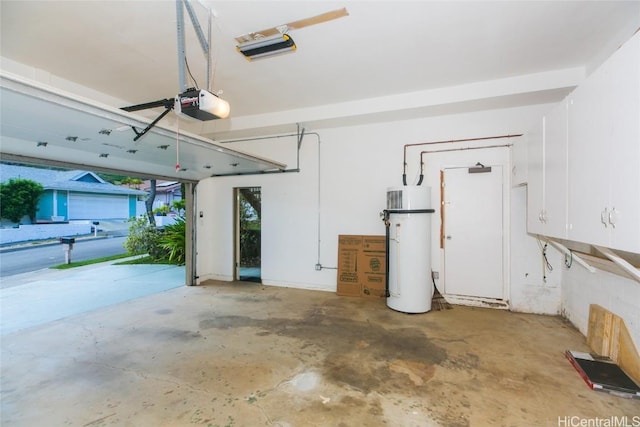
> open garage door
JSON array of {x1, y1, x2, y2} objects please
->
[
  {"x1": 0, "y1": 73, "x2": 287, "y2": 286},
  {"x1": 0, "y1": 73, "x2": 287, "y2": 181}
]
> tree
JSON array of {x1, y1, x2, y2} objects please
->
[
  {"x1": 121, "y1": 177, "x2": 143, "y2": 189},
  {"x1": 145, "y1": 178, "x2": 156, "y2": 226},
  {"x1": 171, "y1": 199, "x2": 186, "y2": 215},
  {"x1": 239, "y1": 188, "x2": 261, "y2": 218},
  {"x1": 238, "y1": 190, "x2": 260, "y2": 267},
  {"x1": 0, "y1": 178, "x2": 44, "y2": 223}
]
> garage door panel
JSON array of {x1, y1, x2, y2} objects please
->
[{"x1": 68, "y1": 193, "x2": 128, "y2": 220}]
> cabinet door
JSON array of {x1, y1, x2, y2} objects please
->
[
  {"x1": 543, "y1": 100, "x2": 568, "y2": 239},
  {"x1": 567, "y1": 69, "x2": 610, "y2": 247},
  {"x1": 607, "y1": 33, "x2": 640, "y2": 252},
  {"x1": 511, "y1": 136, "x2": 528, "y2": 187},
  {"x1": 527, "y1": 117, "x2": 544, "y2": 235}
]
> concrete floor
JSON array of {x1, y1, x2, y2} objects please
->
[{"x1": 1, "y1": 281, "x2": 638, "y2": 426}]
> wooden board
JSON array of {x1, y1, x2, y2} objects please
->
[
  {"x1": 587, "y1": 304, "x2": 640, "y2": 384},
  {"x1": 235, "y1": 8, "x2": 349, "y2": 43}
]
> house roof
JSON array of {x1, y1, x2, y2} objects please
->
[
  {"x1": 0, "y1": 163, "x2": 147, "y2": 196},
  {"x1": 141, "y1": 180, "x2": 181, "y2": 193}
]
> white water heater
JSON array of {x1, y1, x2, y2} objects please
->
[{"x1": 384, "y1": 186, "x2": 434, "y2": 313}]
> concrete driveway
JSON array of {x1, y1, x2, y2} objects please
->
[{"x1": 0, "y1": 259, "x2": 184, "y2": 335}]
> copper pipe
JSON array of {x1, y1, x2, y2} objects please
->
[
  {"x1": 419, "y1": 143, "x2": 513, "y2": 176},
  {"x1": 402, "y1": 134, "x2": 522, "y2": 184}
]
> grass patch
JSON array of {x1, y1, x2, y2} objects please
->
[
  {"x1": 50, "y1": 254, "x2": 181, "y2": 269},
  {"x1": 50, "y1": 253, "x2": 134, "y2": 269},
  {"x1": 115, "y1": 256, "x2": 178, "y2": 265}
]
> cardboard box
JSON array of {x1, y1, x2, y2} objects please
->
[
  {"x1": 361, "y1": 235, "x2": 386, "y2": 252},
  {"x1": 336, "y1": 235, "x2": 386, "y2": 298},
  {"x1": 360, "y1": 251, "x2": 386, "y2": 298}
]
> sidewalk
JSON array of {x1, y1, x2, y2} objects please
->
[
  {"x1": 1, "y1": 220, "x2": 186, "y2": 335},
  {"x1": 0, "y1": 233, "x2": 107, "y2": 252},
  {"x1": 0, "y1": 258, "x2": 185, "y2": 335}
]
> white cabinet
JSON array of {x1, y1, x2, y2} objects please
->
[
  {"x1": 567, "y1": 76, "x2": 608, "y2": 246},
  {"x1": 607, "y1": 34, "x2": 640, "y2": 252},
  {"x1": 542, "y1": 101, "x2": 569, "y2": 238},
  {"x1": 527, "y1": 100, "x2": 568, "y2": 238},
  {"x1": 567, "y1": 32, "x2": 640, "y2": 253},
  {"x1": 511, "y1": 135, "x2": 528, "y2": 187},
  {"x1": 527, "y1": 118, "x2": 544, "y2": 235}
]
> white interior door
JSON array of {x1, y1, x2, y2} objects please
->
[{"x1": 443, "y1": 165, "x2": 504, "y2": 299}]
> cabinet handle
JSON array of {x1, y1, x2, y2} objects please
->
[
  {"x1": 601, "y1": 208, "x2": 609, "y2": 228},
  {"x1": 538, "y1": 210, "x2": 548, "y2": 224},
  {"x1": 609, "y1": 207, "x2": 618, "y2": 228}
]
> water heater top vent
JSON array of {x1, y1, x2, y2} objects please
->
[
  {"x1": 387, "y1": 190, "x2": 403, "y2": 209},
  {"x1": 386, "y1": 186, "x2": 431, "y2": 211}
]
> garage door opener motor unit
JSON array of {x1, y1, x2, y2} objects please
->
[{"x1": 174, "y1": 88, "x2": 230, "y2": 121}]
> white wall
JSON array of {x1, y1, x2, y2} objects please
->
[
  {"x1": 510, "y1": 185, "x2": 562, "y2": 314},
  {"x1": 195, "y1": 104, "x2": 553, "y2": 297},
  {"x1": 196, "y1": 101, "x2": 640, "y2": 350},
  {"x1": 562, "y1": 263, "x2": 640, "y2": 354},
  {"x1": 0, "y1": 223, "x2": 91, "y2": 244}
]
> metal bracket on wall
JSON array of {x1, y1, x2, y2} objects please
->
[
  {"x1": 547, "y1": 240, "x2": 596, "y2": 273},
  {"x1": 120, "y1": 98, "x2": 175, "y2": 142},
  {"x1": 594, "y1": 245, "x2": 640, "y2": 283},
  {"x1": 468, "y1": 162, "x2": 492, "y2": 173}
]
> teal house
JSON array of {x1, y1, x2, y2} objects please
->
[{"x1": 0, "y1": 164, "x2": 147, "y2": 222}]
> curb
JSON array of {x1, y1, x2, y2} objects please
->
[{"x1": 0, "y1": 234, "x2": 124, "y2": 254}]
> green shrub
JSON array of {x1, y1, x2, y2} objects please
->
[
  {"x1": 124, "y1": 216, "x2": 167, "y2": 260},
  {"x1": 158, "y1": 217, "x2": 186, "y2": 265},
  {"x1": 171, "y1": 199, "x2": 186, "y2": 216},
  {"x1": 0, "y1": 178, "x2": 43, "y2": 223},
  {"x1": 152, "y1": 205, "x2": 170, "y2": 216},
  {"x1": 240, "y1": 229, "x2": 260, "y2": 267},
  {"x1": 125, "y1": 215, "x2": 185, "y2": 264}
]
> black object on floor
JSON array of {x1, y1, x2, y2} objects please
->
[
  {"x1": 566, "y1": 350, "x2": 640, "y2": 399},
  {"x1": 239, "y1": 275, "x2": 261, "y2": 283}
]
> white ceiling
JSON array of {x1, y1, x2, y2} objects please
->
[{"x1": 1, "y1": 1, "x2": 639, "y2": 179}]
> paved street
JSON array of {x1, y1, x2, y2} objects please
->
[{"x1": 0, "y1": 236, "x2": 128, "y2": 279}]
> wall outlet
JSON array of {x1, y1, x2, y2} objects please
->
[
  {"x1": 432, "y1": 271, "x2": 439, "y2": 279},
  {"x1": 315, "y1": 264, "x2": 322, "y2": 271}
]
